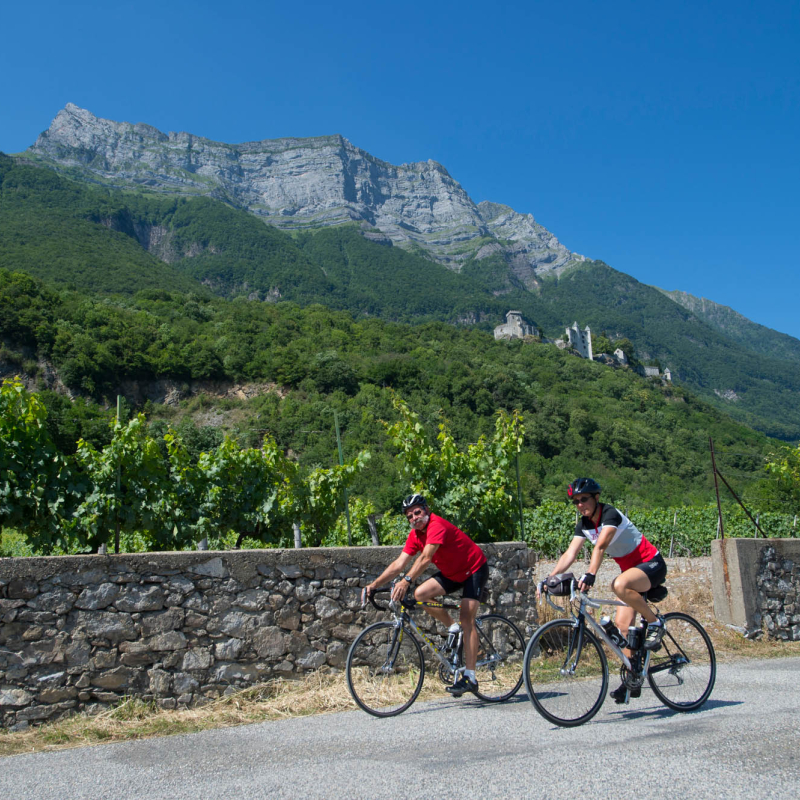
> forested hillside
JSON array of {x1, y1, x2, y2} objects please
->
[
  {"x1": 0, "y1": 265, "x2": 778, "y2": 514},
  {"x1": 2, "y1": 153, "x2": 800, "y2": 441}
]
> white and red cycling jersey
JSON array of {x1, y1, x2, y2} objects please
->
[{"x1": 574, "y1": 503, "x2": 659, "y2": 571}]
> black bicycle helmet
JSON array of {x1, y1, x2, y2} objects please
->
[
  {"x1": 567, "y1": 478, "x2": 601, "y2": 499},
  {"x1": 401, "y1": 493, "x2": 428, "y2": 511}
]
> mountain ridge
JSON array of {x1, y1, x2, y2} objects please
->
[
  {"x1": 657, "y1": 288, "x2": 800, "y2": 364},
  {"x1": 27, "y1": 104, "x2": 583, "y2": 285}
]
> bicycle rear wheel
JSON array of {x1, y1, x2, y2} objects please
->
[
  {"x1": 647, "y1": 612, "x2": 716, "y2": 711},
  {"x1": 346, "y1": 621, "x2": 425, "y2": 717},
  {"x1": 524, "y1": 619, "x2": 608, "y2": 727},
  {"x1": 474, "y1": 614, "x2": 525, "y2": 702}
]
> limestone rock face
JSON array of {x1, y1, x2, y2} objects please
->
[{"x1": 29, "y1": 104, "x2": 584, "y2": 278}]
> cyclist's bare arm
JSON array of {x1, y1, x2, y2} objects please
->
[
  {"x1": 391, "y1": 544, "x2": 440, "y2": 601},
  {"x1": 551, "y1": 536, "x2": 585, "y2": 576},
  {"x1": 538, "y1": 536, "x2": 584, "y2": 598},
  {"x1": 366, "y1": 552, "x2": 413, "y2": 596},
  {"x1": 405, "y1": 543, "x2": 439, "y2": 582},
  {"x1": 585, "y1": 526, "x2": 616, "y2": 576}
]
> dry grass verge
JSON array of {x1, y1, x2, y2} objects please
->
[
  {"x1": 0, "y1": 671, "x2": 361, "y2": 758},
  {"x1": 2, "y1": 558, "x2": 798, "y2": 757},
  {"x1": 0, "y1": 667, "x2": 459, "y2": 759}
]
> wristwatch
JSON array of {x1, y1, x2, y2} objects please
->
[{"x1": 403, "y1": 575, "x2": 413, "y2": 584}]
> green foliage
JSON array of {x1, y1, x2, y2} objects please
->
[
  {"x1": 592, "y1": 334, "x2": 613, "y2": 355},
  {"x1": 1, "y1": 266, "x2": 783, "y2": 510},
  {"x1": 192, "y1": 436, "x2": 286, "y2": 546},
  {"x1": 526, "y1": 262, "x2": 800, "y2": 440},
  {"x1": 0, "y1": 377, "x2": 75, "y2": 552},
  {"x1": 0, "y1": 528, "x2": 37, "y2": 558},
  {"x1": 1, "y1": 378, "x2": 372, "y2": 553},
  {"x1": 0, "y1": 156, "x2": 203, "y2": 295},
  {"x1": 276, "y1": 446, "x2": 372, "y2": 547},
  {"x1": 73, "y1": 414, "x2": 176, "y2": 552},
  {"x1": 524, "y1": 500, "x2": 799, "y2": 558},
  {"x1": 320, "y1": 496, "x2": 378, "y2": 547},
  {"x1": 764, "y1": 444, "x2": 800, "y2": 509},
  {"x1": 385, "y1": 395, "x2": 524, "y2": 541}
]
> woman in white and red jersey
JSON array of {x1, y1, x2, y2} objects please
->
[{"x1": 541, "y1": 478, "x2": 667, "y2": 702}]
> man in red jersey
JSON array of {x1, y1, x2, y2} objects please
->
[{"x1": 365, "y1": 493, "x2": 488, "y2": 696}]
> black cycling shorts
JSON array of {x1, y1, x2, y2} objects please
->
[
  {"x1": 432, "y1": 562, "x2": 489, "y2": 601},
  {"x1": 633, "y1": 552, "x2": 667, "y2": 588}
]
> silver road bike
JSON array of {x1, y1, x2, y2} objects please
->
[{"x1": 523, "y1": 580, "x2": 716, "y2": 726}]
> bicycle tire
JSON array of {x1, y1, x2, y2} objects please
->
[
  {"x1": 524, "y1": 618, "x2": 608, "y2": 727},
  {"x1": 346, "y1": 621, "x2": 425, "y2": 717},
  {"x1": 647, "y1": 612, "x2": 716, "y2": 711},
  {"x1": 474, "y1": 614, "x2": 526, "y2": 702}
]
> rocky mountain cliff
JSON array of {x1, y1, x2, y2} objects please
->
[{"x1": 27, "y1": 104, "x2": 583, "y2": 284}]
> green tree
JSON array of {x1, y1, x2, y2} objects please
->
[
  {"x1": 274, "y1": 444, "x2": 371, "y2": 547},
  {"x1": 764, "y1": 444, "x2": 800, "y2": 510},
  {"x1": 384, "y1": 395, "x2": 524, "y2": 541},
  {"x1": 194, "y1": 435, "x2": 287, "y2": 547},
  {"x1": 592, "y1": 334, "x2": 613, "y2": 355},
  {"x1": 0, "y1": 377, "x2": 75, "y2": 553}
]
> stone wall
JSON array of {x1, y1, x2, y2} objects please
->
[
  {"x1": 712, "y1": 538, "x2": 800, "y2": 639},
  {"x1": 0, "y1": 544, "x2": 535, "y2": 730},
  {"x1": 757, "y1": 543, "x2": 800, "y2": 640}
]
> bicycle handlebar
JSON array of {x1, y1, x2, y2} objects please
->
[{"x1": 360, "y1": 586, "x2": 417, "y2": 612}]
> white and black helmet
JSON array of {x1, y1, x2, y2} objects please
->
[{"x1": 401, "y1": 493, "x2": 428, "y2": 511}]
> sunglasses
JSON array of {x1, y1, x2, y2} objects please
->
[
  {"x1": 571, "y1": 496, "x2": 593, "y2": 506},
  {"x1": 405, "y1": 508, "x2": 426, "y2": 520}
]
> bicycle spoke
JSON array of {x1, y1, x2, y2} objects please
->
[
  {"x1": 346, "y1": 622, "x2": 425, "y2": 717},
  {"x1": 647, "y1": 612, "x2": 715, "y2": 711},
  {"x1": 473, "y1": 615, "x2": 525, "y2": 702}
]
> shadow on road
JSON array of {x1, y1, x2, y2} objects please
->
[{"x1": 603, "y1": 697, "x2": 743, "y2": 724}]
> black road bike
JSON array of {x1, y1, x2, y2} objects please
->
[{"x1": 346, "y1": 587, "x2": 526, "y2": 717}]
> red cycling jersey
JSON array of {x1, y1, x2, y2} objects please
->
[{"x1": 403, "y1": 513, "x2": 486, "y2": 583}]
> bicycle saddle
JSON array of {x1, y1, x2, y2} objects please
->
[{"x1": 642, "y1": 585, "x2": 668, "y2": 603}]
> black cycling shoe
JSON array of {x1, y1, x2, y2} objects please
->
[
  {"x1": 446, "y1": 675, "x2": 479, "y2": 697},
  {"x1": 609, "y1": 683, "x2": 640, "y2": 704}
]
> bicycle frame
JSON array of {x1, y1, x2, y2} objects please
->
[
  {"x1": 543, "y1": 586, "x2": 653, "y2": 675},
  {"x1": 385, "y1": 597, "x2": 500, "y2": 675}
]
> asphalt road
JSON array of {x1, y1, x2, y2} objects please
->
[{"x1": 2, "y1": 657, "x2": 798, "y2": 800}]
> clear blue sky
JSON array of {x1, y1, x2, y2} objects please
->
[{"x1": 2, "y1": 0, "x2": 799, "y2": 339}]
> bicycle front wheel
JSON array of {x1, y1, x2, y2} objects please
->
[
  {"x1": 346, "y1": 621, "x2": 425, "y2": 717},
  {"x1": 647, "y1": 612, "x2": 716, "y2": 711},
  {"x1": 524, "y1": 619, "x2": 608, "y2": 727},
  {"x1": 474, "y1": 614, "x2": 525, "y2": 702}
]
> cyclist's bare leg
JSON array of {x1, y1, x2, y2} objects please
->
[
  {"x1": 611, "y1": 568, "x2": 656, "y2": 625},
  {"x1": 613, "y1": 603, "x2": 636, "y2": 659},
  {"x1": 459, "y1": 597, "x2": 479, "y2": 671},
  {"x1": 413, "y1": 577, "x2": 454, "y2": 628}
]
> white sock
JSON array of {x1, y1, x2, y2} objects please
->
[
  {"x1": 464, "y1": 669, "x2": 477, "y2": 681},
  {"x1": 649, "y1": 618, "x2": 663, "y2": 627}
]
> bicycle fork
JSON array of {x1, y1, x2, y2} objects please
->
[
  {"x1": 561, "y1": 622, "x2": 585, "y2": 676},
  {"x1": 381, "y1": 623, "x2": 405, "y2": 673}
]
